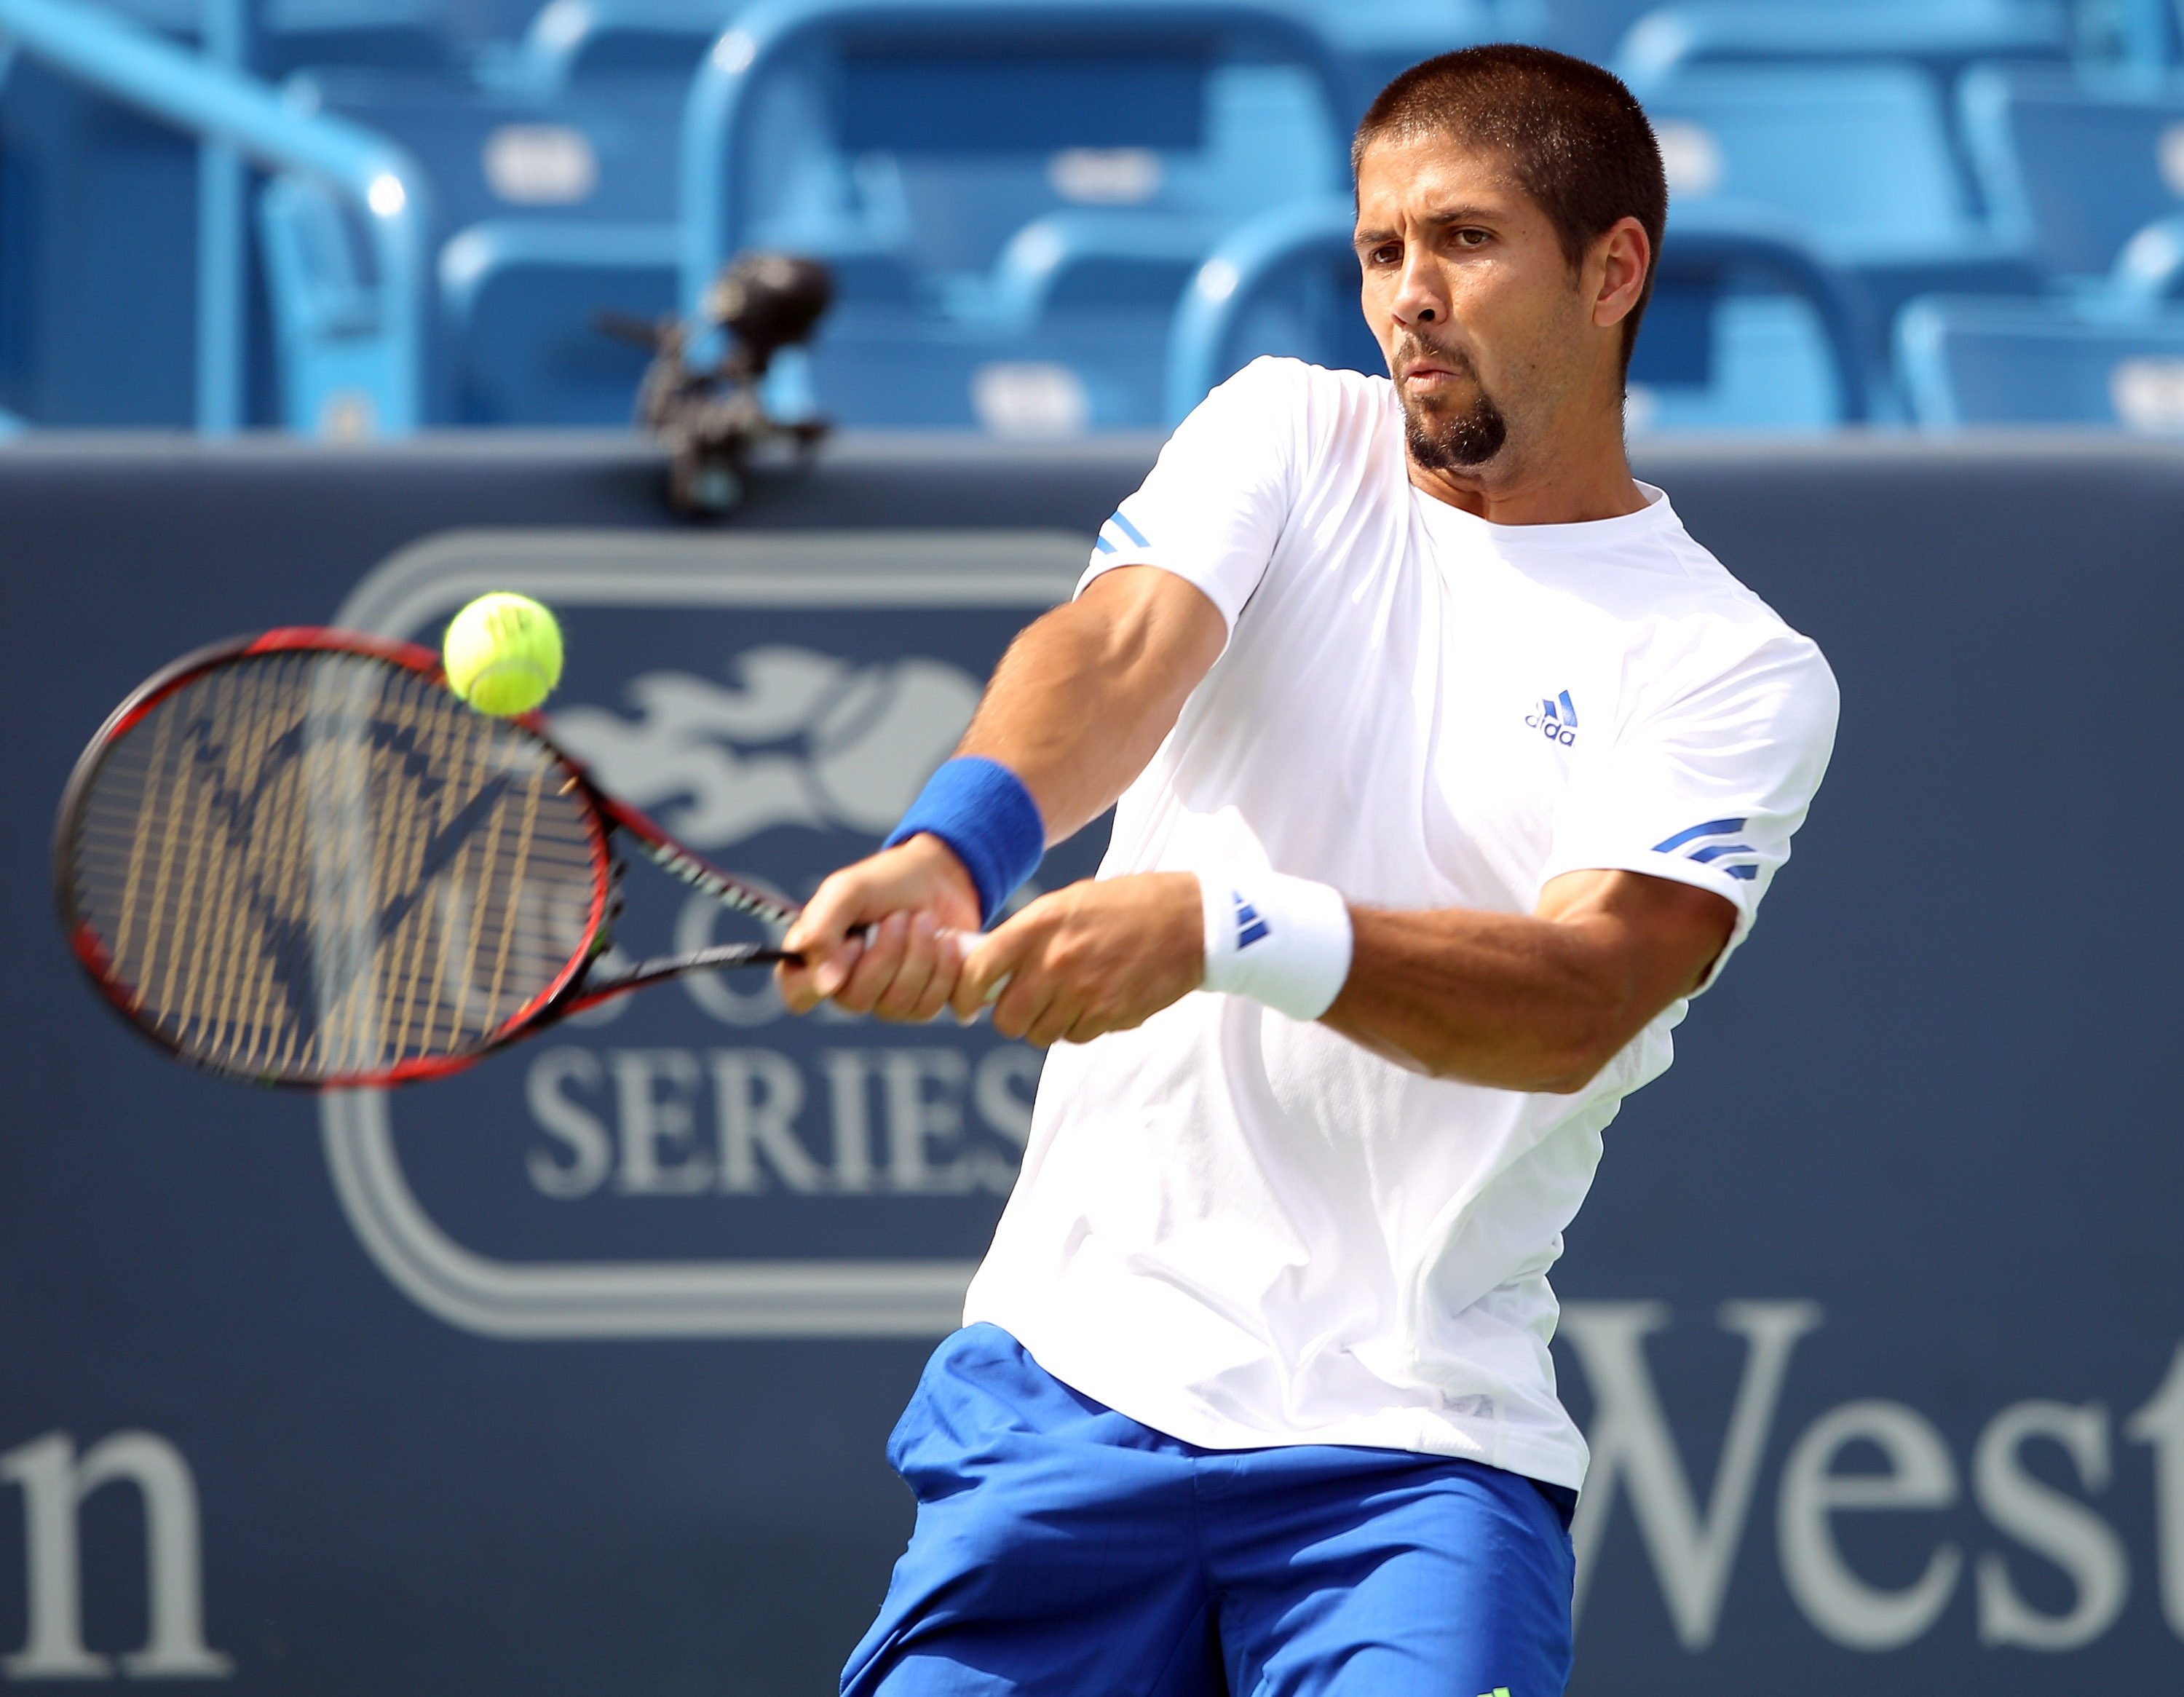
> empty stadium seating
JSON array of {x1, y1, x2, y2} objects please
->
[
  {"x1": 673, "y1": 0, "x2": 1351, "y2": 431},
  {"x1": 491, "y1": 0, "x2": 737, "y2": 96},
  {"x1": 438, "y1": 216, "x2": 676, "y2": 422},
  {"x1": 1613, "y1": 1, "x2": 2070, "y2": 90},
  {"x1": 258, "y1": 0, "x2": 455, "y2": 76},
  {"x1": 5, "y1": 0, "x2": 2184, "y2": 435},
  {"x1": 1896, "y1": 293, "x2": 2184, "y2": 427},
  {"x1": 1166, "y1": 197, "x2": 1866, "y2": 430},
  {"x1": 1963, "y1": 63, "x2": 2184, "y2": 281},
  {"x1": 1291, "y1": 0, "x2": 1496, "y2": 119},
  {"x1": 2109, "y1": 205, "x2": 2184, "y2": 304}
]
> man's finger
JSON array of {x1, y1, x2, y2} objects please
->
[
  {"x1": 781, "y1": 871, "x2": 864, "y2": 961},
  {"x1": 951, "y1": 923, "x2": 1030, "y2": 1021},
  {"x1": 834, "y1": 911, "x2": 912, "y2": 1015},
  {"x1": 778, "y1": 925, "x2": 863, "y2": 1010},
  {"x1": 811, "y1": 935, "x2": 866, "y2": 1000},
  {"x1": 780, "y1": 898, "x2": 858, "y2": 1007},
  {"x1": 895, "y1": 924, "x2": 971, "y2": 1024},
  {"x1": 1021, "y1": 985, "x2": 1084, "y2": 1049},
  {"x1": 990, "y1": 968, "x2": 1062, "y2": 1045},
  {"x1": 873, "y1": 912, "x2": 949, "y2": 1021}
]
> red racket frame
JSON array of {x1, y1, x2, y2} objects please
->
[{"x1": 53, "y1": 627, "x2": 792, "y2": 1090}]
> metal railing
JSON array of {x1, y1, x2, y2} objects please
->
[{"x1": 0, "y1": 0, "x2": 427, "y2": 432}]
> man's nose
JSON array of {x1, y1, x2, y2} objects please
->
[{"x1": 1390, "y1": 246, "x2": 1448, "y2": 327}]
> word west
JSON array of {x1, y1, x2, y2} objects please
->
[
  {"x1": 1, "y1": 1431, "x2": 229, "y2": 1680},
  {"x1": 524, "y1": 1044, "x2": 1042, "y2": 1198},
  {"x1": 1561, "y1": 1303, "x2": 2184, "y2": 1653}
]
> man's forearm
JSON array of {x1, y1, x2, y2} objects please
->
[
  {"x1": 780, "y1": 569, "x2": 1222, "y2": 1014},
  {"x1": 1321, "y1": 907, "x2": 1637, "y2": 1092},
  {"x1": 1319, "y1": 871, "x2": 1736, "y2": 1093},
  {"x1": 955, "y1": 567, "x2": 1225, "y2": 843}
]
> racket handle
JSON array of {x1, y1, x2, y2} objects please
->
[{"x1": 562, "y1": 941, "x2": 797, "y2": 1015}]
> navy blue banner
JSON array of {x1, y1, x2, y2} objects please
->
[{"x1": 0, "y1": 435, "x2": 2180, "y2": 1693}]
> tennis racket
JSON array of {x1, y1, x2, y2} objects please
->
[{"x1": 53, "y1": 628, "x2": 802, "y2": 1090}]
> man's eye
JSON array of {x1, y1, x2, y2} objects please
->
[
  {"x1": 1369, "y1": 244, "x2": 1401, "y2": 266},
  {"x1": 1455, "y1": 228, "x2": 1490, "y2": 249}
]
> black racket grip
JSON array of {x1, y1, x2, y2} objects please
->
[{"x1": 560, "y1": 941, "x2": 798, "y2": 1016}]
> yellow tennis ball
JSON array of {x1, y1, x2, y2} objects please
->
[{"x1": 443, "y1": 592, "x2": 563, "y2": 716}]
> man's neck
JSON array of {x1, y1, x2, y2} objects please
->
[{"x1": 1406, "y1": 416, "x2": 1647, "y2": 526}]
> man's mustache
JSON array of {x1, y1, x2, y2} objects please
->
[{"x1": 1391, "y1": 332, "x2": 1479, "y2": 384}]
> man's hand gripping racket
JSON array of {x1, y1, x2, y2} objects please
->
[{"x1": 52, "y1": 629, "x2": 809, "y2": 1089}]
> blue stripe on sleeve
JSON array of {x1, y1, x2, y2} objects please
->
[
  {"x1": 1689, "y1": 843, "x2": 1755, "y2": 864},
  {"x1": 1652, "y1": 818, "x2": 1748, "y2": 853},
  {"x1": 1109, "y1": 510, "x2": 1150, "y2": 547},
  {"x1": 1093, "y1": 534, "x2": 1116, "y2": 554},
  {"x1": 1725, "y1": 864, "x2": 1759, "y2": 880}
]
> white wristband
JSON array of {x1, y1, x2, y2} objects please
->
[{"x1": 1197, "y1": 869, "x2": 1353, "y2": 1021}]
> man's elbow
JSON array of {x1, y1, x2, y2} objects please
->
[
  {"x1": 1417, "y1": 1049, "x2": 1608, "y2": 1093},
  {"x1": 1415, "y1": 1028, "x2": 1621, "y2": 1094},
  {"x1": 1532, "y1": 1056, "x2": 1611, "y2": 1095},
  {"x1": 1522, "y1": 1005, "x2": 1633, "y2": 1095}
]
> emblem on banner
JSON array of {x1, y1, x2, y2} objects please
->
[
  {"x1": 316, "y1": 526, "x2": 1093, "y2": 1342},
  {"x1": 553, "y1": 649, "x2": 981, "y2": 847}
]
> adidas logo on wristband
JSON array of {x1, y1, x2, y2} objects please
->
[{"x1": 1199, "y1": 870, "x2": 1353, "y2": 1021}]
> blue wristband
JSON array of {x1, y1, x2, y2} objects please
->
[{"x1": 884, "y1": 757, "x2": 1045, "y2": 928}]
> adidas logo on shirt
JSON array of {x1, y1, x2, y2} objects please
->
[
  {"x1": 1232, "y1": 890, "x2": 1269, "y2": 949},
  {"x1": 1524, "y1": 689, "x2": 1579, "y2": 747}
]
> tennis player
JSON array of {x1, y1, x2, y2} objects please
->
[{"x1": 780, "y1": 44, "x2": 1837, "y2": 1697}]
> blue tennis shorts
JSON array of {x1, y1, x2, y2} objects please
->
[{"x1": 842, "y1": 1324, "x2": 1576, "y2": 1697}]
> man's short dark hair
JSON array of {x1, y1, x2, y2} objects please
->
[{"x1": 1353, "y1": 45, "x2": 1667, "y2": 376}]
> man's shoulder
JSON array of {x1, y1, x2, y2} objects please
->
[
  {"x1": 1210, "y1": 356, "x2": 1393, "y2": 416},
  {"x1": 1168, "y1": 359, "x2": 1400, "y2": 507},
  {"x1": 1611, "y1": 500, "x2": 1800, "y2": 632},
  {"x1": 1583, "y1": 505, "x2": 1834, "y2": 696}
]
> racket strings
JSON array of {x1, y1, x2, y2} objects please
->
[{"x1": 68, "y1": 651, "x2": 600, "y2": 1082}]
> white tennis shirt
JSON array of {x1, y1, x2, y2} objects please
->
[{"x1": 960, "y1": 357, "x2": 1838, "y2": 1491}]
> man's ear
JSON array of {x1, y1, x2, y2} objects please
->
[{"x1": 1591, "y1": 217, "x2": 1651, "y2": 329}]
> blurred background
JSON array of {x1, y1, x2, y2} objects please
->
[
  {"x1": 4, "y1": 3, "x2": 2184, "y2": 1696},
  {"x1": 11, "y1": 0, "x2": 2184, "y2": 438}
]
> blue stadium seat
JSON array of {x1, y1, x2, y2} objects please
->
[
  {"x1": 677, "y1": 0, "x2": 1351, "y2": 432},
  {"x1": 1546, "y1": 0, "x2": 2073, "y2": 67},
  {"x1": 439, "y1": 219, "x2": 678, "y2": 422},
  {"x1": 1538, "y1": 0, "x2": 1665, "y2": 63},
  {"x1": 2075, "y1": 0, "x2": 2181, "y2": 70},
  {"x1": 1287, "y1": 0, "x2": 1496, "y2": 122},
  {"x1": 1636, "y1": 60, "x2": 2038, "y2": 408},
  {"x1": 287, "y1": 69, "x2": 683, "y2": 232},
  {"x1": 287, "y1": 56, "x2": 689, "y2": 424},
  {"x1": 1160, "y1": 198, "x2": 1387, "y2": 422},
  {"x1": 91, "y1": 0, "x2": 205, "y2": 30},
  {"x1": 1631, "y1": 216, "x2": 1867, "y2": 428},
  {"x1": 2108, "y1": 207, "x2": 2184, "y2": 306},
  {"x1": 1613, "y1": 1, "x2": 2069, "y2": 92},
  {"x1": 1639, "y1": 63, "x2": 1989, "y2": 264},
  {"x1": 496, "y1": 0, "x2": 740, "y2": 96},
  {"x1": 1897, "y1": 293, "x2": 2184, "y2": 427},
  {"x1": 1163, "y1": 199, "x2": 1865, "y2": 432},
  {"x1": 1962, "y1": 65, "x2": 2184, "y2": 282},
  {"x1": 0, "y1": 53, "x2": 200, "y2": 424},
  {"x1": 256, "y1": 0, "x2": 454, "y2": 75}
]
